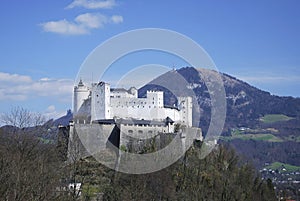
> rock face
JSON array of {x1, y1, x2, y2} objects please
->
[{"x1": 139, "y1": 67, "x2": 300, "y2": 135}]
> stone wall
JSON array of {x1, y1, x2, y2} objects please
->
[{"x1": 66, "y1": 122, "x2": 202, "y2": 162}]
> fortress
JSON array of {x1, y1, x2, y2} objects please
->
[
  {"x1": 73, "y1": 79, "x2": 193, "y2": 129},
  {"x1": 65, "y1": 79, "x2": 202, "y2": 161}
]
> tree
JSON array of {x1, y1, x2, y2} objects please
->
[
  {"x1": 101, "y1": 141, "x2": 277, "y2": 201},
  {"x1": 0, "y1": 107, "x2": 67, "y2": 201},
  {"x1": 1, "y1": 106, "x2": 45, "y2": 129}
]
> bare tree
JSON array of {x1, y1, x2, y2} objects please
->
[
  {"x1": 0, "y1": 107, "x2": 65, "y2": 201},
  {"x1": 1, "y1": 106, "x2": 46, "y2": 129}
]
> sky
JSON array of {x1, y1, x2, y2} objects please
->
[{"x1": 0, "y1": 0, "x2": 300, "y2": 120}]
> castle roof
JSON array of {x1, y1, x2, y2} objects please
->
[
  {"x1": 110, "y1": 88, "x2": 128, "y2": 92},
  {"x1": 92, "y1": 117, "x2": 173, "y2": 126}
]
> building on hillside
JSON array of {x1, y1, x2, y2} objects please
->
[
  {"x1": 64, "y1": 80, "x2": 202, "y2": 160},
  {"x1": 73, "y1": 80, "x2": 193, "y2": 128}
]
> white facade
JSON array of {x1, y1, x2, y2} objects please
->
[{"x1": 73, "y1": 80, "x2": 193, "y2": 127}]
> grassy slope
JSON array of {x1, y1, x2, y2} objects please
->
[
  {"x1": 260, "y1": 114, "x2": 294, "y2": 124},
  {"x1": 266, "y1": 162, "x2": 300, "y2": 172},
  {"x1": 221, "y1": 134, "x2": 283, "y2": 142}
]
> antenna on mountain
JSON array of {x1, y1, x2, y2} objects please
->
[{"x1": 172, "y1": 63, "x2": 176, "y2": 71}]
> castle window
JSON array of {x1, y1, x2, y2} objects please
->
[
  {"x1": 149, "y1": 106, "x2": 151, "y2": 108},
  {"x1": 96, "y1": 95, "x2": 99, "y2": 97},
  {"x1": 138, "y1": 130, "x2": 143, "y2": 134},
  {"x1": 152, "y1": 102, "x2": 154, "y2": 104},
  {"x1": 128, "y1": 130, "x2": 133, "y2": 134},
  {"x1": 148, "y1": 130, "x2": 153, "y2": 134}
]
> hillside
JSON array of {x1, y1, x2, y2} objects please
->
[
  {"x1": 139, "y1": 67, "x2": 300, "y2": 136},
  {"x1": 139, "y1": 67, "x2": 300, "y2": 170}
]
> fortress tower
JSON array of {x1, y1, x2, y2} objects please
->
[
  {"x1": 73, "y1": 79, "x2": 90, "y2": 116},
  {"x1": 146, "y1": 91, "x2": 164, "y2": 108},
  {"x1": 91, "y1": 82, "x2": 111, "y2": 121},
  {"x1": 178, "y1": 96, "x2": 193, "y2": 127}
]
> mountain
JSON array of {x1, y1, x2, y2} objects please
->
[
  {"x1": 139, "y1": 67, "x2": 300, "y2": 135},
  {"x1": 139, "y1": 67, "x2": 300, "y2": 169},
  {"x1": 53, "y1": 109, "x2": 73, "y2": 126}
]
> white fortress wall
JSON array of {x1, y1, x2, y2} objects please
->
[
  {"x1": 164, "y1": 108, "x2": 181, "y2": 122},
  {"x1": 110, "y1": 96, "x2": 181, "y2": 121},
  {"x1": 110, "y1": 87, "x2": 137, "y2": 98}
]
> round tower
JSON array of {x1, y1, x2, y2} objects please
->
[
  {"x1": 73, "y1": 79, "x2": 90, "y2": 115},
  {"x1": 129, "y1": 87, "x2": 138, "y2": 98}
]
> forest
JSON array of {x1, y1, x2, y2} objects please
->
[{"x1": 0, "y1": 107, "x2": 276, "y2": 200}]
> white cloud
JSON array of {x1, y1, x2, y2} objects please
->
[
  {"x1": 66, "y1": 0, "x2": 116, "y2": 9},
  {"x1": 75, "y1": 13, "x2": 107, "y2": 28},
  {"x1": 110, "y1": 15, "x2": 123, "y2": 24},
  {"x1": 40, "y1": 13, "x2": 123, "y2": 35},
  {"x1": 46, "y1": 105, "x2": 56, "y2": 113},
  {"x1": 40, "y1": 19, "x2": 88, "y2": 35},
  {"x1": 40, "y1": 77, "x2": 51, "y2": 81},
  {"x1": 44, "y1": 105, "x2": 67, "y2": 120},
  {"x1": 0, "y1": 72, "x2": 73, "y2": 102},
  {"x1": 0, "y1": 72, "x2": 32, "y2": 83}
]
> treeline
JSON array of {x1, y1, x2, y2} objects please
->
[
  {"x1": 0, "y1": 107, "x2": 76, "y2": 201},
  {"x1": 229, "y1": 139, "x2": 300, "y2": 168},
  {"x1": 0, "y1": 127, "x2": 277, "y2": 201},
  {"x1": 101, "y1": 142, "x2": 276, "y2": 201},
  {"x1": 0, "y1": 107, "x2": 276, "y2": 200}
]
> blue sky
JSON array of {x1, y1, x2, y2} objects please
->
[{"x1": 0, "y1": 0, "x2": 299, "y2": 119}]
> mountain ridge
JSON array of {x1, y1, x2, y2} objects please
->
[{"x1": 139, "y1": 67, "x2": 300, "y2": 136}]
